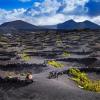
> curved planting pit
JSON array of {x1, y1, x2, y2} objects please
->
[
  {"x1": 79, "y1": 67, "x2": 100, "y2": 73},
  {"x1": 0, "y1": 63, "x2": 47, "y2": 74},
  {"x1": 68, "y1": 51, "x2": 93, "y2": 55},
  {"x1": 0, "y1": 77, "x2": 33, "y2": 90},
  {"x1": 30, "y1": 51, "x2": 57, "y2": 59},
  {"x1": 0, "y1": 77, "x2": 33, "y2": 84},
  {"x1": 56, "y1": 57, "x2": 97, "y2": 66}
]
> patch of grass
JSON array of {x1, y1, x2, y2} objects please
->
[
  {"x1": 48, "y1": 60, "x2": 64, "y2": 68},
  {"x1": 65, "y1": 45, "x2": 72, "y2": 48},
  {"x1": 0, "y1": 36, "x2": 8, "y2": 42},
  {"x1": 20, "y1": 52, "x2": 31, "y2": 61},
  {"x1": 20, "y1": 72, "x2": 27, "y2": 76},
  {"x1": 62, "y1": 51, "x2": 71, "y2": 57},
  {"x1": 68, "y1": 68, "x2": 100, "y2": 92},
  {"x1": 69, "y1": 36, "x2": 80, "y2": 40},
  {"x1": 56, "y1": 35, "x2": 63, "y2": 47}
]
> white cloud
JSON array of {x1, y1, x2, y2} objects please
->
[
  {"x1": 91, "y1": 16, "x2": 100, "y2": 25},
  {"x1": 31, "y1": 14, "x2": 65, "y2": 25},
  {"x1": 34, "y1": 2, "x2": 41, "y2": 7},
  {"x1": 33, "y1": 0, "x2": 61, "y2": 14},
  {"x1": 62, "y1": 0, "x2": 89, "y2": 13},
  {"x1": 32, "y1": 0, "x2": 89, "y2": 15},
  {"x1": 0, "y1": 8, "x2": 26, "y2": 24}
]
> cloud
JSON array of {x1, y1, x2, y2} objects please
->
[
  {"x1": 29, "y1": 14, "x2": 66, "y2": 25},
  {"x1": 18, "y1": 0, "x2": 31, "y2": 3},
  {"x1": 91, "y1": 16, "x2": 100, "y2": 24},
  {"x1": 31, "y1": 0, "x2": 89, "y2": 16},
  {"x1": 0, "y1": 8, "x2": 26, "y2": 24},
  {"x1": 33, "y1": 0, "x2": 61, "y2": 15},
  {"x1": 62, "y1": 0, "x2": 89, "y2": 14}
]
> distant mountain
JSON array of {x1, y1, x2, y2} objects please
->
[
  {"x1": 0, "y1": 20, "x2": 38, "y2": 33},
  {"x1": 44, "y1": 20, "x2": 100, "y2": 30},
  {"x1": 0, "y1": 20, "x2": 100, "y2": 34},
  {"x1": 78, "y1": 20, "x2": 100, "y2": 29},
  {"x1": 0, "y1": 20, "x2": 39, "y2": 31},
  {"x1": 57, "y1": 20, "x2": 77, "y2": 30}
]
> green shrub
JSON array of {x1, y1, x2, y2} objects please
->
[
  {"x1": 68, "y1": 68, "x2": 100, "y2": 92},
  {"x1": 20, "y1": 52, "x2": 31, "y2": 61},
  {"x1": 62, "y1": 51, "x2": 71, "y2": 57},
  {"x1": 48, "y1": 60, "x2": 64, "y2": 68}
]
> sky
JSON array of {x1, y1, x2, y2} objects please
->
[{"x1": 0, "y1": 0, "x2": 100, "y2": 25}]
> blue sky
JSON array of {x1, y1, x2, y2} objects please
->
[
  {"x1": 0, "y1": 0, "x2": 100, "y2": 25},
  {"x1": 0, "y1": 0, "x2": 41, "y2": 9}
]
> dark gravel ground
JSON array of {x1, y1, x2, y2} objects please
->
[
  {"x1": 0, "y1": 30, "x2": 100, "y2": 100},
  {"x1": 0, "y1": 72, "x2": 99, "y2": 100}
]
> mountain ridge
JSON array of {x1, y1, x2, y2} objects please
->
[
  {"x1": 45, "y1": 20, "x2": 100, "y2": 30},
  {"x1": 0, "y1": 20, "x2": 39, "y2": 30},
  {"x1": 0, "y1": 20, "x2": 100, "y2": 33}
]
